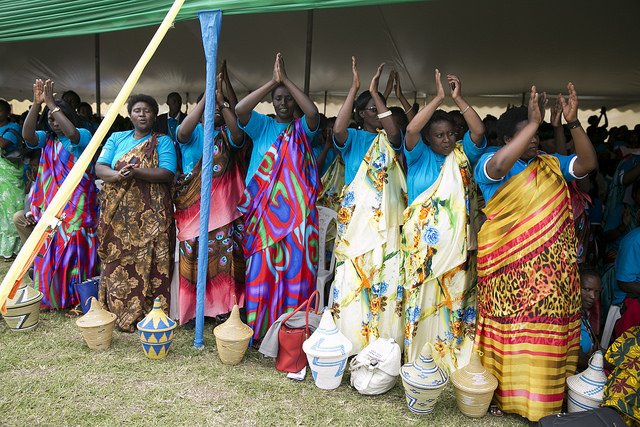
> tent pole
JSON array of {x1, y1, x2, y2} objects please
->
[
  {"x1": 303, "y1": 9, "x2": 314, "y2": 95},
  {"x1": 95, "y1": 34, "x2": 101, "y2": 117},
  {"x1": 323, "y1": 90, "x2": 327, "y2": 115}
]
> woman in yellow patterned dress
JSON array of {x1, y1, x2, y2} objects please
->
[{"x1": 473, "y1": 84, "x2": 597, "y2": 421}]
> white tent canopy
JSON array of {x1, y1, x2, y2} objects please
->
[{"x1": 2, "y1": 0, "x2": 640, "y2": 119}]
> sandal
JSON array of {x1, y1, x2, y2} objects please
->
[
  {"x1": 489, "y1": 405, "x2": 503, "y2": 416},
  {"x1": 65, "y1": 306, "x2": 83, "y2": 318}
]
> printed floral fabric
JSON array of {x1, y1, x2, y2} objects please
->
[
  {"x1": 177, "y1": 218, "x2": 245, "y2": 324},
  {"x1": 174, "y1": 128, "x2": 244, "y2": 242},
  {"x1": 401, "y1": 145, "x2": 476, "y2": 369},
  {"x1": 317, "y1": 155, "x2": 345, "y2": 213},
  {"x1": 316, "y1": 155, "x2": 345, "y2": 265},
  {"x1": 0, "y1": 157, "x2": 24, "y2": 257},
  {"x1": 97, "y1": 134, "x2": 175, "y2": 332},
  {"x1": 604, "y1": 325, "x2": 640, "y2": 425},
  {"x1": 331, "y1": 131, "x2": 407, "y2": 355},
  {"x1": 174, "y1": 129, "x2": 246, "y2": 324}
]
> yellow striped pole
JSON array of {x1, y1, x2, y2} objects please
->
[{"x1": 0, "y1": 0, "x2": 186, "y2": 312}]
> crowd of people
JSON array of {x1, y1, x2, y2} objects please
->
[{"x1": 1, "y1": 53, "x2": 639, "y2": 423}]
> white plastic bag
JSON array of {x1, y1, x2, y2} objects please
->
[{"x1": 349, "y1": 337, "x2": 401, "y2": 395}]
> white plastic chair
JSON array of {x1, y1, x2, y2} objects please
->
[
  {"x1": 316, "y1": 206, "x2": 338, "y2": 308},
  {"x1": 600, "y1": 304, "x2": 622, "y2": 349}
]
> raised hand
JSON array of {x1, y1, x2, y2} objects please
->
[
  {"x1": 447, "y1": 74, "x2": 462, "y2": 100},
  {"x1": 369, "y1": 62, "x2": 385, "y2": 95},
  {"x1": 274, "y1": 53, "x2": 288, "y2": 84},
  {"x1": 221, "y1": 59, "x2": 228, "y2": 80},
  {"x1": 559, "y1": 82, "x2": 579, "y2": 123},
  {"x1": 383, "y1": 69, "x2": 395, "y2": 98},
  {"x1": 216, "y1": 73, "x2": 225, "y2": 105},
  {"x1": 33, "y1": 79, "x2": 45, "y2": 105},
  {"x1": 528, "y1": 85, "x2": 543, "y2": 125},
  {"x1": 350, "y1": 56, "x2": 360, "y2": 92},
  {"x1": 434, "y1": 69, "x2": 445, "y2": 101},
  {"x1": 550, "y1": 97, "x2": 562, "y2": 127},
  {"x1": 394, "y1": 71, "x2": 403, "y2": 98},
  {"x1": 272, "y1": 53, "x2": 280, "y2": 83},
  {"x1": 43, "y1": 79, "x2": 56, "y2": 109},
  {"x1": 538, "y1": 91, "x2": 547, "y2": 123}
]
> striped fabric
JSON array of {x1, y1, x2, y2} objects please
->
[{"x1": 474, "y1": 154, "x2": 581, "y2": 421}]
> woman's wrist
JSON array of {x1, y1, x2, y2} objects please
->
[{"x1": 567, "y1": 119, "x2": 581, "y2": 129}]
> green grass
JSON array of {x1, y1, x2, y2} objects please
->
[{"x1": 0, "y1": 263, "x2": 530, "y2": 426}]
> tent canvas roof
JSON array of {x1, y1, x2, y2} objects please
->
[{"x1": 2, "y1": 0, "x2": 640, "y2": 111}]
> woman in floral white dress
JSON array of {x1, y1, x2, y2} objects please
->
[{"x1": 330, "y1": 57, "x2": 407, "y2": 354}]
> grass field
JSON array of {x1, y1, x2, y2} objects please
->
[{"x1": 0, "y1": 263, "x2": 531, "y2": 426}]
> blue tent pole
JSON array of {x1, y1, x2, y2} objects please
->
[{"x1": 194, "y1": 10, "x2": 222, "y2": 350}]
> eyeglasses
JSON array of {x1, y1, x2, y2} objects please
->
[{"x1": 363, "y1": 106, "x2": 378, "y2": 113}]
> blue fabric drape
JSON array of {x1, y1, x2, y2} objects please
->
[{"x1": 194, "y1": 10, "x2": 222, "y2": 349}]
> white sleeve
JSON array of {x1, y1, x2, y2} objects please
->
[
  {"x1": 569, "y1": 156, "x2": 588, "y2": 179},
  {"x1": 482, "y1": 153, "x2": 503, "y2": 182}
]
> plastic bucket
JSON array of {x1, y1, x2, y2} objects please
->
[{"x1": 75, "y1": 277, "x2": 100, "y2": 313}]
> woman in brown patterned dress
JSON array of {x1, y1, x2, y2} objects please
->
[{"x1": 96, "y1": 94, "x2": 177, "y2": 332}]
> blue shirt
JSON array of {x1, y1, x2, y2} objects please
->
[
  {"x1": 617, "y1": 154, "x2": 640, "y2": 205},
  {"x1": 80, "y1": 119, "x2": 99, "y2": 135},
  {"x1": 31, "y1": 128, "x2": 92, "y2": 160},
  {"x1": 334, "y1": 128, "x2": 378, "y2": 186},
  {"x1": 404, "y1": 131, "x2": 487, "y2": 204},
  {"x1": 580, "y1": 317, "x2": 595, "y2": 354},
  {"x1": 312, "y1": 144, "x2": 337, "y2": 177},
  {"x1": 167, "y1": 116, "x2": 180, "y2": 142},
  {"x1": 0, "y1": 122, "x2": 21, "y2": 153},
  {"x1": 613, "y1": 227, "x2": 640, "y2": 304},
  {"x1": 237, "y1": 111, "x2": 318, "y2": 185},
  {"x1": 97, "y1": 130, "x2": 176, "y2": 173},
  {"x1": 176, "y1": 123, "x2": 238, "y2": 175},
  {"x1": 484, "y1": 145, "x2": 502, "y2": 154},
  {"x1": 475, "y1": 151, "x2": 580, "y2": 202}
]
